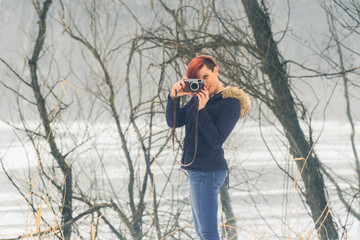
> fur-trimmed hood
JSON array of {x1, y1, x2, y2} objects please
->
[{"x1": 222, "y1": 86, "x2": 251, "y2": 118}]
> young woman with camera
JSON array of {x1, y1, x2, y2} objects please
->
[{"x1": 166, "y1": 55, "x2": 250, "y2": 239}]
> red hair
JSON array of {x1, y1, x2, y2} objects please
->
[{"x1": 186, "y1": 55, "x2": 217, "y2": 79}]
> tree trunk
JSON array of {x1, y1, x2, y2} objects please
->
[
  {"x1": 240, "y1": 0, "x2": 339, "y2": 239},
  {"x1": 220, "y1": 186, "x2": 238, "y2": 240},
  {"x1": 29, "y1": 1, "x2": 73, "y2": 239}
]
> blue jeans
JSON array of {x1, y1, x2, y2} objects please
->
[{"x1": 187, "y1": 169, "x2": 227, "y2": 240}]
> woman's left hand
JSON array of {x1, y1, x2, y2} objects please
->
[{"x1": 197, "y1": 88, "x2": 209, "y2": 111}]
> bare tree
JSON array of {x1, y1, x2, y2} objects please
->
[
  {"x1": 315, "y1": 1, "x2": 360, "y2": 237},
  {"x1": 1, "y1": 0, "x2": 74, "y2": 238},
  {"x1": 239, "y1": 1, "x2": 338, "y2": 238},
  {"x1": 58, "y1": 0, "x2": 192, "y2": 239}
]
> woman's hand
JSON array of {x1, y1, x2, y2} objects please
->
[
  {"x1": 197, "y1": 88, "x2": 209, "y2": 110},
  {"x1": 170, "y1": 77, "x2": 191, "y2": 99}
]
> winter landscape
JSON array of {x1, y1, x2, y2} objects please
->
[{"x1": 0, "y1": 0, "x2": 359, "y2": 239}]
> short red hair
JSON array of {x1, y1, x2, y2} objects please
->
[{"x1": 186, "y1": 55, "x2": 217, "y2": 79}]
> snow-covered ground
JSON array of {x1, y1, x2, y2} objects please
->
[{"x1": 0, "y1": 120, "x2": 359, "y2": 239}]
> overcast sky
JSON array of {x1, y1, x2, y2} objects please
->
[{"x1": 1, "y1": 0, "x2": 359, "y2": 122}]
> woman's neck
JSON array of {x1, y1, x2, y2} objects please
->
[{"x1": 212, "y1": 82, "x2": 223, "y2": 96}]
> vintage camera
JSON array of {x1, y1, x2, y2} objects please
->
[{"x1": 183, "y1": 79, "x2": 204, "y2": 93}]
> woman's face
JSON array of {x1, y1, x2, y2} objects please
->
[{"x1": 197, "y1": 65, "x2": 221, "y2": 96}]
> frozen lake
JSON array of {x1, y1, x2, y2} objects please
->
[{"x1": 0, "y1": 120, "x2": 359, "y2": 239}]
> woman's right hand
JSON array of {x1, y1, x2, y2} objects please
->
[{"x1": 170, "y1": 77, "x2": 190, "y2": 99}]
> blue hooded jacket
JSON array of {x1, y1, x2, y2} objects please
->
[{"x1": 166, "y1": 86, "x2": 251, "y2": 171}]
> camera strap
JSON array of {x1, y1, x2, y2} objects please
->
[{"x1": 172, "y1": 90, "x2": 198, "y2": 167}]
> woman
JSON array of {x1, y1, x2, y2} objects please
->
[{"x1": 166, "y1": 55, "x2": 250, "y2": 239}]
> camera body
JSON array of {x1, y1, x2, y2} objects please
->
[{"x1": 183, "y1": 79, "x2": 205, "y2": 93}]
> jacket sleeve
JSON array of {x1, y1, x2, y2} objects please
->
[
  {"x1": 197, "y1": 99, "x2": 240, "y2": 148},
  {"x1": 166, "y1": 94, "x2": 187, "y2": 128}
]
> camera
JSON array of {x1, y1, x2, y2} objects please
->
[{"x1": 183, "y1": 79, "x2": 204, "y2": 93}]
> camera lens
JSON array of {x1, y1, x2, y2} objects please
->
[{"x1": 190, "y1": 82, "x2": 199, "y2": 91}]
